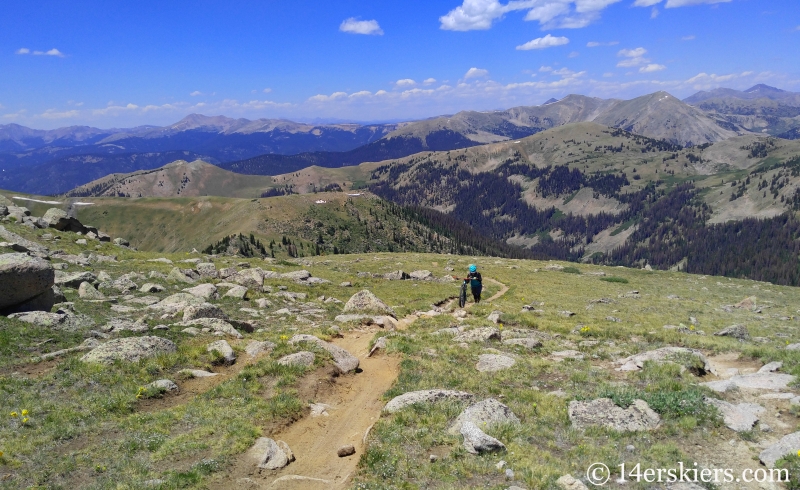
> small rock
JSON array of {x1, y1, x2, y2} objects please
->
[
  {"x1": 245, "y1": 340, "x2": 275, "y2": 358},
  {"x1": 759, "y1": 431, "x2": 800, "y2": 468},
  {"x1": 337, "y1": 445, "x2": 356, "y2": 457},
  {"x1": 149, "y1": 379, "x2": 179, "y2": 393},
  {"x1": 384, "y1": 390, "x2": 473, "y2": 413},
  {"x1": 453, "y1": 327, "x2": 500, "y2": 343},
  {"x1": 758, "y1": 361, "x2": 783, "y2": 373},
  {"x1": 277, "y1": 351, "x2": 315, "y2": 367},
  {"x1": 448, "y1": 398, "x2": 520, "y2": 435},
  {"x1": 568, "y1": 398, "x2": 661, "y2": 432},
  {"x1": 487, "y1": 311, "x2": 503, "y2": 323},
  {"x1": 705, "y1": 398, "x2": 765, "y2": 432},
  {"x1": 714, "y1": 324, "x2": 750, "y2": 340},
  {"x1": 556, "y1": 474, "x2": 588, "y2": 490},
  {"x1": 476, "y1": 354, "x2": 516, "y2": 372},
  {"x1": 246, "y1": 437, "x2": 291, "y2": 470},
  {"x1": 461, "y1": 420, "x2": 505, "y2": 454},
  {"x1": 207, "y1": 340, "x2": 236, "y2": 365},
  {"x1": 140, "y1": 283, "x2": 165, "y2": 293},
  {"x1": 223, "y1": 285, "x2": 249, "y2": 300},
  {"x1": 78, "y1": 281, "x2": 105, "y2": 300}
]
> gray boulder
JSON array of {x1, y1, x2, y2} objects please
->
[
  {"x1": 476, "y1": 354, "x2": 515, "y2": 372},
  {"x1": 55, "y1": 271, "x2": 97, "y2": 288},
  {"x1": 704, "y1": 398, "x2": 764, "y2": 432},
  {"x1": 384, "y1": 390, "x2": 473, "y2": 413},
  {"x1": 245, "y1": 340, "x2": 275, "y2": 358},
  {"x1": 714, "y1": 324, "x2": 750, "y2": 340},
  {"x1": 502, "y1": 338, "x2": 542, "y2": 349},
  {"x1": 453, "y1": 327, "x2": 500, "y2": 343},
  {"x1": 461, "y1": 420, "x2": 506, "y2": 454},
  {"x1": 343, "y1": 290, "x2": 396, "y2": 318},
  {"x1": 246, "y1": 437, "x2": 293, "y2": 470},
  {"x1": 78, "y1": 281, "x2": 105, "y2": 300},
  {"x1": 233, "y1": 268, "x2": 265, "y2": 288},
  {"x1": 276, "y1": 351, "x2": 315, "y2": 367},
  {"x1": 183, "y1": 303, "x2": 229, "y2": 322},
  {"x1": 289, "y1": 334, "x2": 359, "y2": 373},
  {"x1": 167, "y1": 267, "x2": 195, "y2": 283},
  {"x1": 383, "y1": 270, "x2": 409, "y2": 281},
  {"x1": 149, "y1": 379, "x2": 179, "y2": 393},
  {"x1": 223, "y1": 285, "x2": 249, "y2": 300},
  {"x1": 759, "y1": 431, "x2": 800, "y2": 468},
  {"x1": 0, "y1": 253, "x2": 55, "y2": 313},
  {"x1": 81, "y1": 336, "x2": 177, "y2": 364},
  {"x1": 182, "y1": 283, "x2": 219, "y2": 300},
  {"x1": 140, "y1": 283, "x2": 165, "y2": 293},
  {"x1": 42, "y1": 208, "x2": 85, "y2": 232},
  {"x1": 207, "y1": 340, "x2": 236, "y2": 365},
  {"x1": 616, "y1": 347, "x2": 714, "y2": 374},
  {"x1": 281, "y1": 270, "x2": 312, "y2": 281},
  {"x1": 448, "y1": 398, "x2": 520, "y2": 435},
  {"x1": 556, "y1": 475, "x2": 589, "y2": 490},
  {"x1": 701, "y1": 372, "x2": 796, "y2": 392},
  {"x1": 409, "y1": 270, "x2": 433, "y2": 280},
  {"x1": 568, "y1": 398, "x2": 661, "y2": 432},
  {"x1": 195, "y1": 262, "x2": 217, "y2": 278}
]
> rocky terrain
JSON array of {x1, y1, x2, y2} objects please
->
[{"x1": 0, "y1": 197, "x2": 799, "y2": 489}]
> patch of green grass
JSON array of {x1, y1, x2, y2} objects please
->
[
  {"x1": 562, "y1": 266, "x2": 581, "y2": 274},
  {"x1": 600, "y1": 276, "x2": 629, "y2": 283}
]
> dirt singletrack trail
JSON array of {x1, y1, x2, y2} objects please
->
[{"x1": 221, "y1": 278, "x2": 509, "y2": 489}]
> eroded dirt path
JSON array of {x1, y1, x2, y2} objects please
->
[{"x1": 218, "y1": 279, "x2": 510, "y2": 490}]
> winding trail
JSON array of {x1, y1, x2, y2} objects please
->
[{"x1": 219, "y1": 278, "x2": 509, "y2": 489}]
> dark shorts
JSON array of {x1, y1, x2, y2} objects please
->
[{"x1": 471, "y1": 286, "x2": 482, "y2": 302}]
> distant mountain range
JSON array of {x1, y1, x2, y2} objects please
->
[{"x1": 2, "y1": 85, "x2": 799, "y2": 195}]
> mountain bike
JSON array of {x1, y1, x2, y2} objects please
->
[{"x1": 459, "y1": 279, "x2": 468, "y2": 308}]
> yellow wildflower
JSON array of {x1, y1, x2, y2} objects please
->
[
  {"x1": 22, "y1": 418, "x2": 28, "y2": 424},
  {"x1": 21, "y1": 409, "x2": 28, "y2": 416},
  {"x1": 0, "y1": 450, "x2": 4, "y2": 458},
  {"x1": 9, "y1": 412, "x2": 17, "y2": 418}
]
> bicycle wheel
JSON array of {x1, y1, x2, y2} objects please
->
[{"x1": 459, "y1": 282, "x2": 467, "y2": 308}]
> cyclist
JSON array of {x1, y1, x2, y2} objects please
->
[{"x1": 464, "y1": 264, "x2": 482, "y2": 303}]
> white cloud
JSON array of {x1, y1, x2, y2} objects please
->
[
  {"x1": 634, "y1": 0, "x2": 731, "y2": 8},
  {"x1": 16, "y1": 47, "x2": 65, "y2": 57},
  {"x1": 39, "y1": 109, "x2": 79, "y2": 119},
  {"x1": 423, "y1": 78, "x2": 437, "y2": 85},
  {"x1": 650, "y1": 7, "x2": 659, "y2": 18},
  {"x1": 308, "y1": 92, "x2": 349, "y2": 102},
  {"x1": 339, "y1": 18, "x2": 384, "y2": 35},
  {"x1": 552, "y1": 67, "x2": 577, "y2": 76},
  {"x1": 349, "y1": 91, "x2": 373, "y2": 98},
  {"x1": 682, "y1": 35, "x2": 696, "y2": 40},
  {"x1": 617, "y1": 47, "x2": 650, "y2": 67},
  {"x1": 587, "y1": 40, "x2": 619, "y2": 47},
  {"x1": 439, "y1": 0, "x2": 622, "y2": 31},
  {"x1": 568, "y1": 51, "x2": 580, "y2": 58},
  {"x1": 464, "y1": 67, "x2": 489, "y2": 79},
  {"x1": 263, "y1": 88, "x2": 272, "y2": 94},
  {"x1": 602, "y1": 72, "x2": 614, "y2": 77},
  {"x1": 640, "y1": 63, "x2": 666, "y2": 73},
  {"x1": 190, "y1": 91, "x2": 203, "y2": 97},
  {"x1": 395, "y1": 79, "x2": 416, "y2": 87},
  {"x1": 516, "y1": 34, "x2": 569, "y2": 50},
  {"x1": 539, "y1": 66, "x2": 553, "y2": 72}
]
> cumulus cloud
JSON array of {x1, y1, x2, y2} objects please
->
[
  {"x1": 190, "y1": 91, "x2": 203, "y2": 96},
  {"x1": 39, "y1": 109, "x2": 80, "y2": 119},
  {"x1": 516, "y1": 34, "x2": 569, "y2": 50},
  {"x1": 339, "y1": 18, "x2": 384, "y2": 35},
  {"x1": 539, "y1": 66, "x2": 553, "y2": 72},
  {"x1": 640, "y1": 63, "x2": 666, "y2": 73},
  {"x1": 568, "y1": 51, "x2": 580, "y2": 58},
  {"x1": 395, "y1": 79, "x2": 416, "y2": 87},
  {"x1": 617, "y1": 47, "x2": 650, "y2": 67},
  {"x1": 682, "y1": 35, "x2": 696, "y2": 40},
  {"x1": 17, "y1": 47, "x2": 65, "y2": 57},
  {"x1": 464, "y1": 67, "x2": 489, "y2": 79},
  {"x1": 263, "y1": 88, "x2": 272, "y2": 93},
  {"x1": 439, "y1": 0, "x2": 622, "y2": 31},
  {"x1": 308, "y1": 92, "x2": 349, "y2": 102},
  {"x1": 650, "y1": 7, "x2": 659, "y2": 18},
  {"x1": 423, "y1": 78, "x2": 437, "y2": 85}
]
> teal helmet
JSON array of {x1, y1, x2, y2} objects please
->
[{"x1": 469, "y1": 264, "x2": 477, "y2": 273}]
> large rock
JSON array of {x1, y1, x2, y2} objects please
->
[
  {"x1": 704, "y1": 398, "x2": 764, "y2": 432},
  {"x1": 195, "y1": 262, "x2": 217, "y2": 278},
  {"x1": 182, "y1": 283, "x2": 219, "y2": 300},
  {"x1": 383, "y1": 270, "x2": 409, "y2": 281},
  {"x1": 276, "y1": 351, "x2": 315, "y2": 367},
  {"x1": 759, "y1": 431, "x2": 800, "y2": 468},
  {"x1": 175, "y1": 318, "x2": 242, "y2": 338},
  {"x1": 714, "y1": 324, "x2": 750, "y2": 340},
  {"x1": 183, "y1": 303, "x2": 229, "y2": 322},
  {"x1": 245, "y1": 340, "x2": 276, "y2": 358},
  {"x1": 502, "y1": 338, "x2": 542, "y2": 349},
  {"x1": 81, "y1": 336, "x2": 177, "y2": 364},
  {"x1": 289, "y1": 334, "x2": 359, "y2": 373},
  {"x1": 55, "y1": 271, "x2": 97, "y2": 288},
  {"x1": 42, "y1": 208, "x2": 84, "y2": 232},
  {"x1": 223, "y1": 285, "x2": 249, "y2": 300},
  {"x1": 701, "y1": 372, "x2": 796, "y2": 393},
  {"x1": 384, "y1": 390, "x2": 473, "y2": 413},
  {"x1": 616, "y1": 347, "x2": 714, "y2": 374},
  {"x1": 0, "y1": 253, "x2": 55, "y2": 313},
  {"x1": 246, "y1": 437, "x2": 293, "y2": 470},
  {"x1": 568, "y1": 398, "x2": 661, "y2": 432},
  {"x1": 343, "y1": 290, "x2": 396, "y2": 318},
  {"x1": 167, "y1": 267, "x2": 195, "y2": 283},
  {"x1": 409, "y1": 270, "x2": 433, "y2": 280},
  {"x1": 281, "y1": 270, "x2": 312, "y2": 281},
  {"x1": 461, "y1": 420, "x2": 506, "y2": 454},
  {"x1": 448, "y1": 398, "x2": 520, "y2": 435},
  {"x1": 8, "y1": 310, "x2": 81, "y2": 330},
  {"x1": 476, "y1": 354, "x2": 515, "y2": 372},
  {"x1": 453, "y1": 327, "x2": 501, "y2": 343},
  {"x1": 234, "y1": 268, "x2": 265, "y2": 288},
  {"x1": 78, "y1": 281, "x2": 105, "y2": 300},
  {"x1": 207, "y1": 340, "x2": 236, "y2": 365},
  {"x1": 556, "y1": 474, "x2": 589, "y2": 490}
]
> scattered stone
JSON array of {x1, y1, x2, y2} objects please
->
[
  {"x1": 461, "y1": 420, "x2": 505, "y2": 454},
  {"x1": 207, "y1": 339, "x2": 236, "y2": 365},
  {"x1": 368, "y1": 337, "x2": 388, "y2": 357},
  {"x1": 342, "y1": 289, "x2": 396, "y2": 317},
  {"x1": 705, "y1": 398, "x2": 764, "y2": 432},
  {"x1": 140, "y1": 283, "x2": 165, "y2": 293},
  {"x1": 75, "y1": 239, "x2": 87, "y2": 245},
  {"x1": 182, "y1": 283, "x2": 219, "y2": 300},
  {"x1": 701, "y1": 372, "x2": 796, "y2": 392},
  {"x1": 180, "y1": 369, "x2": 218, "y2": 378},
  {"x1": 102, "y1": 318, "x2": 149, "y2": 333},
  {"x1": 340, "y1": 281, "x2": 352, "y2": 287},
  {"x1": 337, "y1": 445, "x2": 356, "y2": 457},
  {"x1": 714, "y1": 324, "x2": 750, "y2": 340},
  {"x1": 476, "y1": 354, "x2": 516, "y2": 372},
  {"x1": 245, "y1": 340, "x2": 275, "y2": 358},
  {"x1": 568, "y1": 398, "x2": 661, "y2": 432},
  {"x1": 255, "y1": 298, "x2": 272, "y2": 309},
  {"x1": 148, "y1": 379, "x2": 179, "y2": 393},
  {"x1": 448, "y1": 398, "x2": 520, "y2": 435},
  {"x1": 786, "y1": 343, "x2": 800, "y2": 351},
  {"x1": 409, "y1": 270, "x2": 434, "y2": 280},
  {"x1": 545, "y1": 264, "x2": 564, "y2": 271},
  {"x1": 616, "y1": 347, "x2": 714, "y2": 374},
  {"x1": 558, "y1": 310, "x2": 575, "y2": 317},
  {"x1": 759, "y1": 431, "x2": 800, "y2": 468},
  {"x1": 384, "y1": 390, "x2": 473, "y2": 413},
  {"x1": 759, "y1": 361, "x2": 783, "y2": 373},
  {"x1": 148, "y1": 258, "x2": 173, "y2": 264},
  {"x1": 195, "y1": 262, "x2": 217, "y2": 278},
  {"x1": 276, "y1": 351, "x2": 315, "y2": 367},
  {"x1": 735, "y1": 296, "x2": 756, "y2": 309},
  {"x1": 289, "y1": 334, "x2": 359, "y2": 373},
  {"x1": 167, "y1": 267, "x2": 196, "y2": 283},
  {"x1": 183, "y1": 303, "x2": 229, "y2": 322},
  {"x1": 81, "y1": 336, "x2": 177, "y2": 364},
  {"x1": 78, "y1": 281, "x2": 105, "y2": 300},
  {"x1": 550, "y1": 350, "x2": 584, "y2": 362},
  {"x1": 246, "y1": 437, "x2": 292, "y2": 470},
  {"x1": 556, "y1": 474, "x2": 588, "y2": 490},
  {"x1": 223, "y1": 285, "x2": 249, "y2": 300},
  {"x1": 175, "y1": 318, "x2": 242, "y2": 338},
  {"x1": 383, "y1": 270, "x2": 409, "y2": 280},
  {"x1": 0, "y1": 253, "x2": 56, "y2": 314},
  {"x1": 113, "y1": 237, "x2": 130, "y2": 246},
  {"x1": 453, "y1": 327, "x2": 500, "y2": 343},
  {"x1": 487, "y1": 311, "x2": 503, "y2": 323},
  {"x1": 606, "y1": 316, "x2": 621, "y2": 323},
  {"x1": 502, "y1": 338, "x2": 542, "y2": 349}
]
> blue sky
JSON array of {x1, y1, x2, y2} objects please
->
[{"x1": 2, "y1": 0, "x2": 798, "y2": 129}]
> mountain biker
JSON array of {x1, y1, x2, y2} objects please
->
[{"x1": 464, "y1": 264, "x2": 482, "y2": 303}]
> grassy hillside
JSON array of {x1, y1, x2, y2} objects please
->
[{"x1": 0, "y1": 218, "x2": 798, "y2": 489}]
